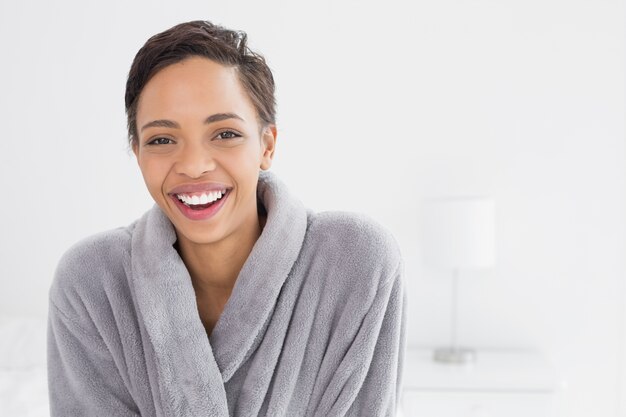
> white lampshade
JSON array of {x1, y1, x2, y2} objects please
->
[{"x1": 420, "y1": 196, "x2": 496, "y2": 270}]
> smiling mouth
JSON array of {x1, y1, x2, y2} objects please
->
[{"x1": 174, "y1": 189, "x2": 230, "y2": 211}]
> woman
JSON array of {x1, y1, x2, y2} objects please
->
[{"x1": 47, "y1": 20, "x2": 407, "y2": 417}]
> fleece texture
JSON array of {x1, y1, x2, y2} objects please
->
[{"x1": 47, "y1": 170, "x2": 407, "y2": 417}]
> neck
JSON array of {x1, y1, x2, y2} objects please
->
[{"x1": 174, "y1": 203, "x2": 267, "y2": 296}]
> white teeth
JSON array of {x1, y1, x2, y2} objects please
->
[{"x1": 176, "y1": 190, "x2": 226, "y2": 206}]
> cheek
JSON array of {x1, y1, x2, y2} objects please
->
[
  {"x1": 231, "y1": 144, "x2": 262, "y2": 167},
  {"x1": 138, "y1": 159, "x2": 168, "y2": 193}
]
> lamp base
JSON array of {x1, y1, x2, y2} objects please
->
[{"x1": 433, "y1": 347, "x2": 476, "y2": 364}]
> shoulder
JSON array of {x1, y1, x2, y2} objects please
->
[
  {"x1": 307, "y1": 210, "x2": 403, "y2": 265},
  {"x1": 49, "y1": 225, "x2": 133, "y2": 321},
  {"x1": 53, "y1": 226, "x2": 133, "y2": 280},
  {"x1": 305, "y1": 210, "x2": 403, "y2": 287}
]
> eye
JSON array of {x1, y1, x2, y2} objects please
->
[
  {"x1": 147, "y1": 137, "x2": 173, "y2": 145},
  {"x1": 217, "y1": 130, "x2": 241, "y2": 140}
]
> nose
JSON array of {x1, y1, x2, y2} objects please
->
[{"x1": 174, "y1": 141, "x2": 216, "y2": 178}]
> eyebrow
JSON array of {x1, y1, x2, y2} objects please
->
[{"x1": 140, "y1": 112, "x2": 245, "y2": 132}]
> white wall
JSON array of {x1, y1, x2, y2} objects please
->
[{"x1": 0, "y1": 1, "x2": 623, "y2": 416}]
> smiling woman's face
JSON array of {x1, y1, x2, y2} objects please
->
[{"x1": 132, "y1": 56, "x2": 276, "y2": 247}]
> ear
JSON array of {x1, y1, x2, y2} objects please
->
[{"x1": 260, "y1": 125, "x2": 277, "y2": 171}]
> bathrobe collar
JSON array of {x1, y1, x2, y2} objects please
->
[{"x1": 130, "y1": 170, "x2": 307, "y2": 414}]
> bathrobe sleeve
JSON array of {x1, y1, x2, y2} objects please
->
[
  {"x1": 350, "y1": 264, "x2": 407, "y2": 417},
  {"x1": 46, "y1": 244, "x2": 141, "y2": 417},
  {"x1": 47, "y1": 302, "x2": 141, "y2": 417},
  {"x1": 312, "y1": 259, "x2": 407, "y2": 417}
]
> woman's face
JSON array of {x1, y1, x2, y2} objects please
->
[{"x1": 132, "y1": 56, "x2": 276, "y2": 246}]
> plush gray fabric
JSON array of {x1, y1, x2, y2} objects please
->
[{"x1": 47, "y1": 170, "x2": 407, "y2": 417}]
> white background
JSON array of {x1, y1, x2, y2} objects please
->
[{"x1": 0, "y1": 1, "x2": 624, "y2": 416}]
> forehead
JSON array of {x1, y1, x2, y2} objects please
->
[{"x1": 137, "y1": 56, "x2": 255, "y2": 122}]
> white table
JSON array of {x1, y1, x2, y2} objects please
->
[{"x1": 400, "y1": 347, "x2": 563, "y2": 417}]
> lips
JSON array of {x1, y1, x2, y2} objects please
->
[{"x1": 169, "y1": 188, "x2": 231, "y2": 221}]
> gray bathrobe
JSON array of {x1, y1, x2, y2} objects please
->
[{"x1": 47, "y1": 170, "x2": 407, "y2": 417}]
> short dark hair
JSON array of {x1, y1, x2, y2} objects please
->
[{"x1": 125, "y1": 20, "x2": 276, "y2": 150}]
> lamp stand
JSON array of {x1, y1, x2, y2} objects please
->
[{"x1": 433, "y1": 268, "x2": 476, "y2": 364}]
